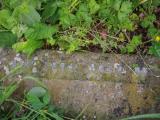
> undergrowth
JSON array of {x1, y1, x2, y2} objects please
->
[
  {"x1": 0, "y1": 0, "x2": 160, "y2": 57},
  {"x1": 0, "y1": 67, "x2": 65, "y2": 120}
]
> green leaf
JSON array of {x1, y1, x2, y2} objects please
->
[
  {"x1": 25, "y1": 23, "x2": 57, "y2": 40},
  {"x1": 76, "y1": 3, "x2": 92, "y2": 26},
  {"x1": 0, "y1": 32, "x2": 17, "y2": 48},
  {"x1": 141, "y1": 14, "x2": 156, "y2": 28},
  {"x1": 59, "y1": 8, "x2": 76, "y2": 28},
  {"x1": 123, "y1": 35, "x2": 141, "y2": 53},
  {"x1": 43, "y1": 93, "x2": 50, "y2": 105},
  {"x1": 149, "y1": 42, "x2": 160, "y2": 57},
  {"x1": 26, "y1": 94, "x2": 45, "y2": 110},
  {"x1": 28, "y1": 87, "x2": 47, "y2": 97},
  {"x1": 13, "y1": 39, "x2": 44, "y2": 55},
  {"x1": 120, "y1": 1, "x2": 132, "y2": 14},
  {"x1": 42, "y1": 1, "x2": 58, "y2": 20},
  {"x1": 88, "y1": 0, "x2": 100, "y2": 14},
  {"x1": 47, "y1": 38, "x2": 56, "y2": 46},
  {"x1": 113, "y1": 0, "x2": 122, "y2": 11},
  {"x1": 13, "y1": 3, "x2": 41, "y2": 26},
  {"x1": 0, "y1": 9, "x2": 16, "y2": 29}
]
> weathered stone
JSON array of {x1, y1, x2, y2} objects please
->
[{"x1": 0, "y1": 49, "x2": 160, "y2": 119}]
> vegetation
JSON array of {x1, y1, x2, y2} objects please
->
[
  {"x1": 0, "y1": 67, "x2": 65, "y2": 120},
  {"x1": 0, "y1": 0, "x2": 159, "y2": 57}
]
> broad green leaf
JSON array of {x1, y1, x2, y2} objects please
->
[
  {"x1": 13, "y1": 3, "x2": 41, "y2": 26},
  {"x1": 59, "y1": 8, "x2": 76, "y2": 28},
  {"x1": 42, "y1": 1, "x2": 58, "y2": 20},
  {"x1": 0, "y1": 32, "x2": 17, "y2": 48},
  {"x1": 13, "y1": 39, "x2": 44, "y2": 55},
  {"x1": 25, "y1": 23, "x2": 57, "y2": 40},
  {"x1": 28, "y1": 87, "x2": 47, "y2": 97},
  {"x1": 0, "y1": 9, "x2": 16, "y2": 29},
  {"x1": 76, "y1": 3, "x2": 92, "y2": 26}
]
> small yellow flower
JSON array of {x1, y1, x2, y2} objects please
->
[{"x1": 155, "y1": 36, "x2": 160, "y2": 42}]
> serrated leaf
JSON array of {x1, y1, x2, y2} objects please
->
[
  {"x1": 25, "y1": 23, "x2": 57, "y2": 40},
  {"x1": 13, "y1": 3, "x2": 41, "y2": 26},
  {"x1": 42, "y1": 1, "x2": 58, "y2": 20},
  {"x1": 13, "y1": 39, "x2": 44, "y2": 55},
  {"x1": 0, "y1": 9, "x2": 16, "y2": 29}
]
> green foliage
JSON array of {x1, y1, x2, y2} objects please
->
[
  {"x1": 0, "y1": 31, "x2": 17, "y2": 48},
  {"x1": 121, "y1": 35, "x2": 141, "y2": 53},
  {"x1": 0, "y1": 0, "x2": 159, "y2": 57},
  {"x1": 0, "y1": 72, "x2": 64, "y2": 120},
  {"x1": 149, "y1": 42, "x2": 160, "y2": 58}
]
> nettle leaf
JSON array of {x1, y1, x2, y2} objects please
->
[
  {"x1": 25, "y1": 23, "x2": 57, "y2": 40},
  {"x1": 0, "y1": 32, "x2": 17, "y2": 48},
  {"x1": 42, "y1": 1, "x2": 58, "y2": 20},
  {"x1": 27, "y1": 0, "x2": 47, "y2": 9},
  {"x1": 59, "y1": 8, "x2": 76, "y2": 28},
  {"x1": 88, "y1": 0, "x2": 100, "y2": 14},
  {"x1": 0, "y1": 9, "x2": 16, "y2": 29},
  {"x1": 13, "y1": 39, "x2": 44, "y2": 55},
  {"x1": 76, "y1": 3, "x2": 92, "y2": 26},
  {"x1": 13, "y1": 3, "x2": 41, "y2": 26}
]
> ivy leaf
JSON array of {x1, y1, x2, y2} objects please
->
[
  {"x1": 0, "y1": 32, "x2": 17, "y2": 48},
  {"x1": 25, "y1": 23, "x2": 57, "y2": 40}
]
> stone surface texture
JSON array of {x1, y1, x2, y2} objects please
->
[{"x1": 0, "y1": 49, "x2": 160, "y2": 119}]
